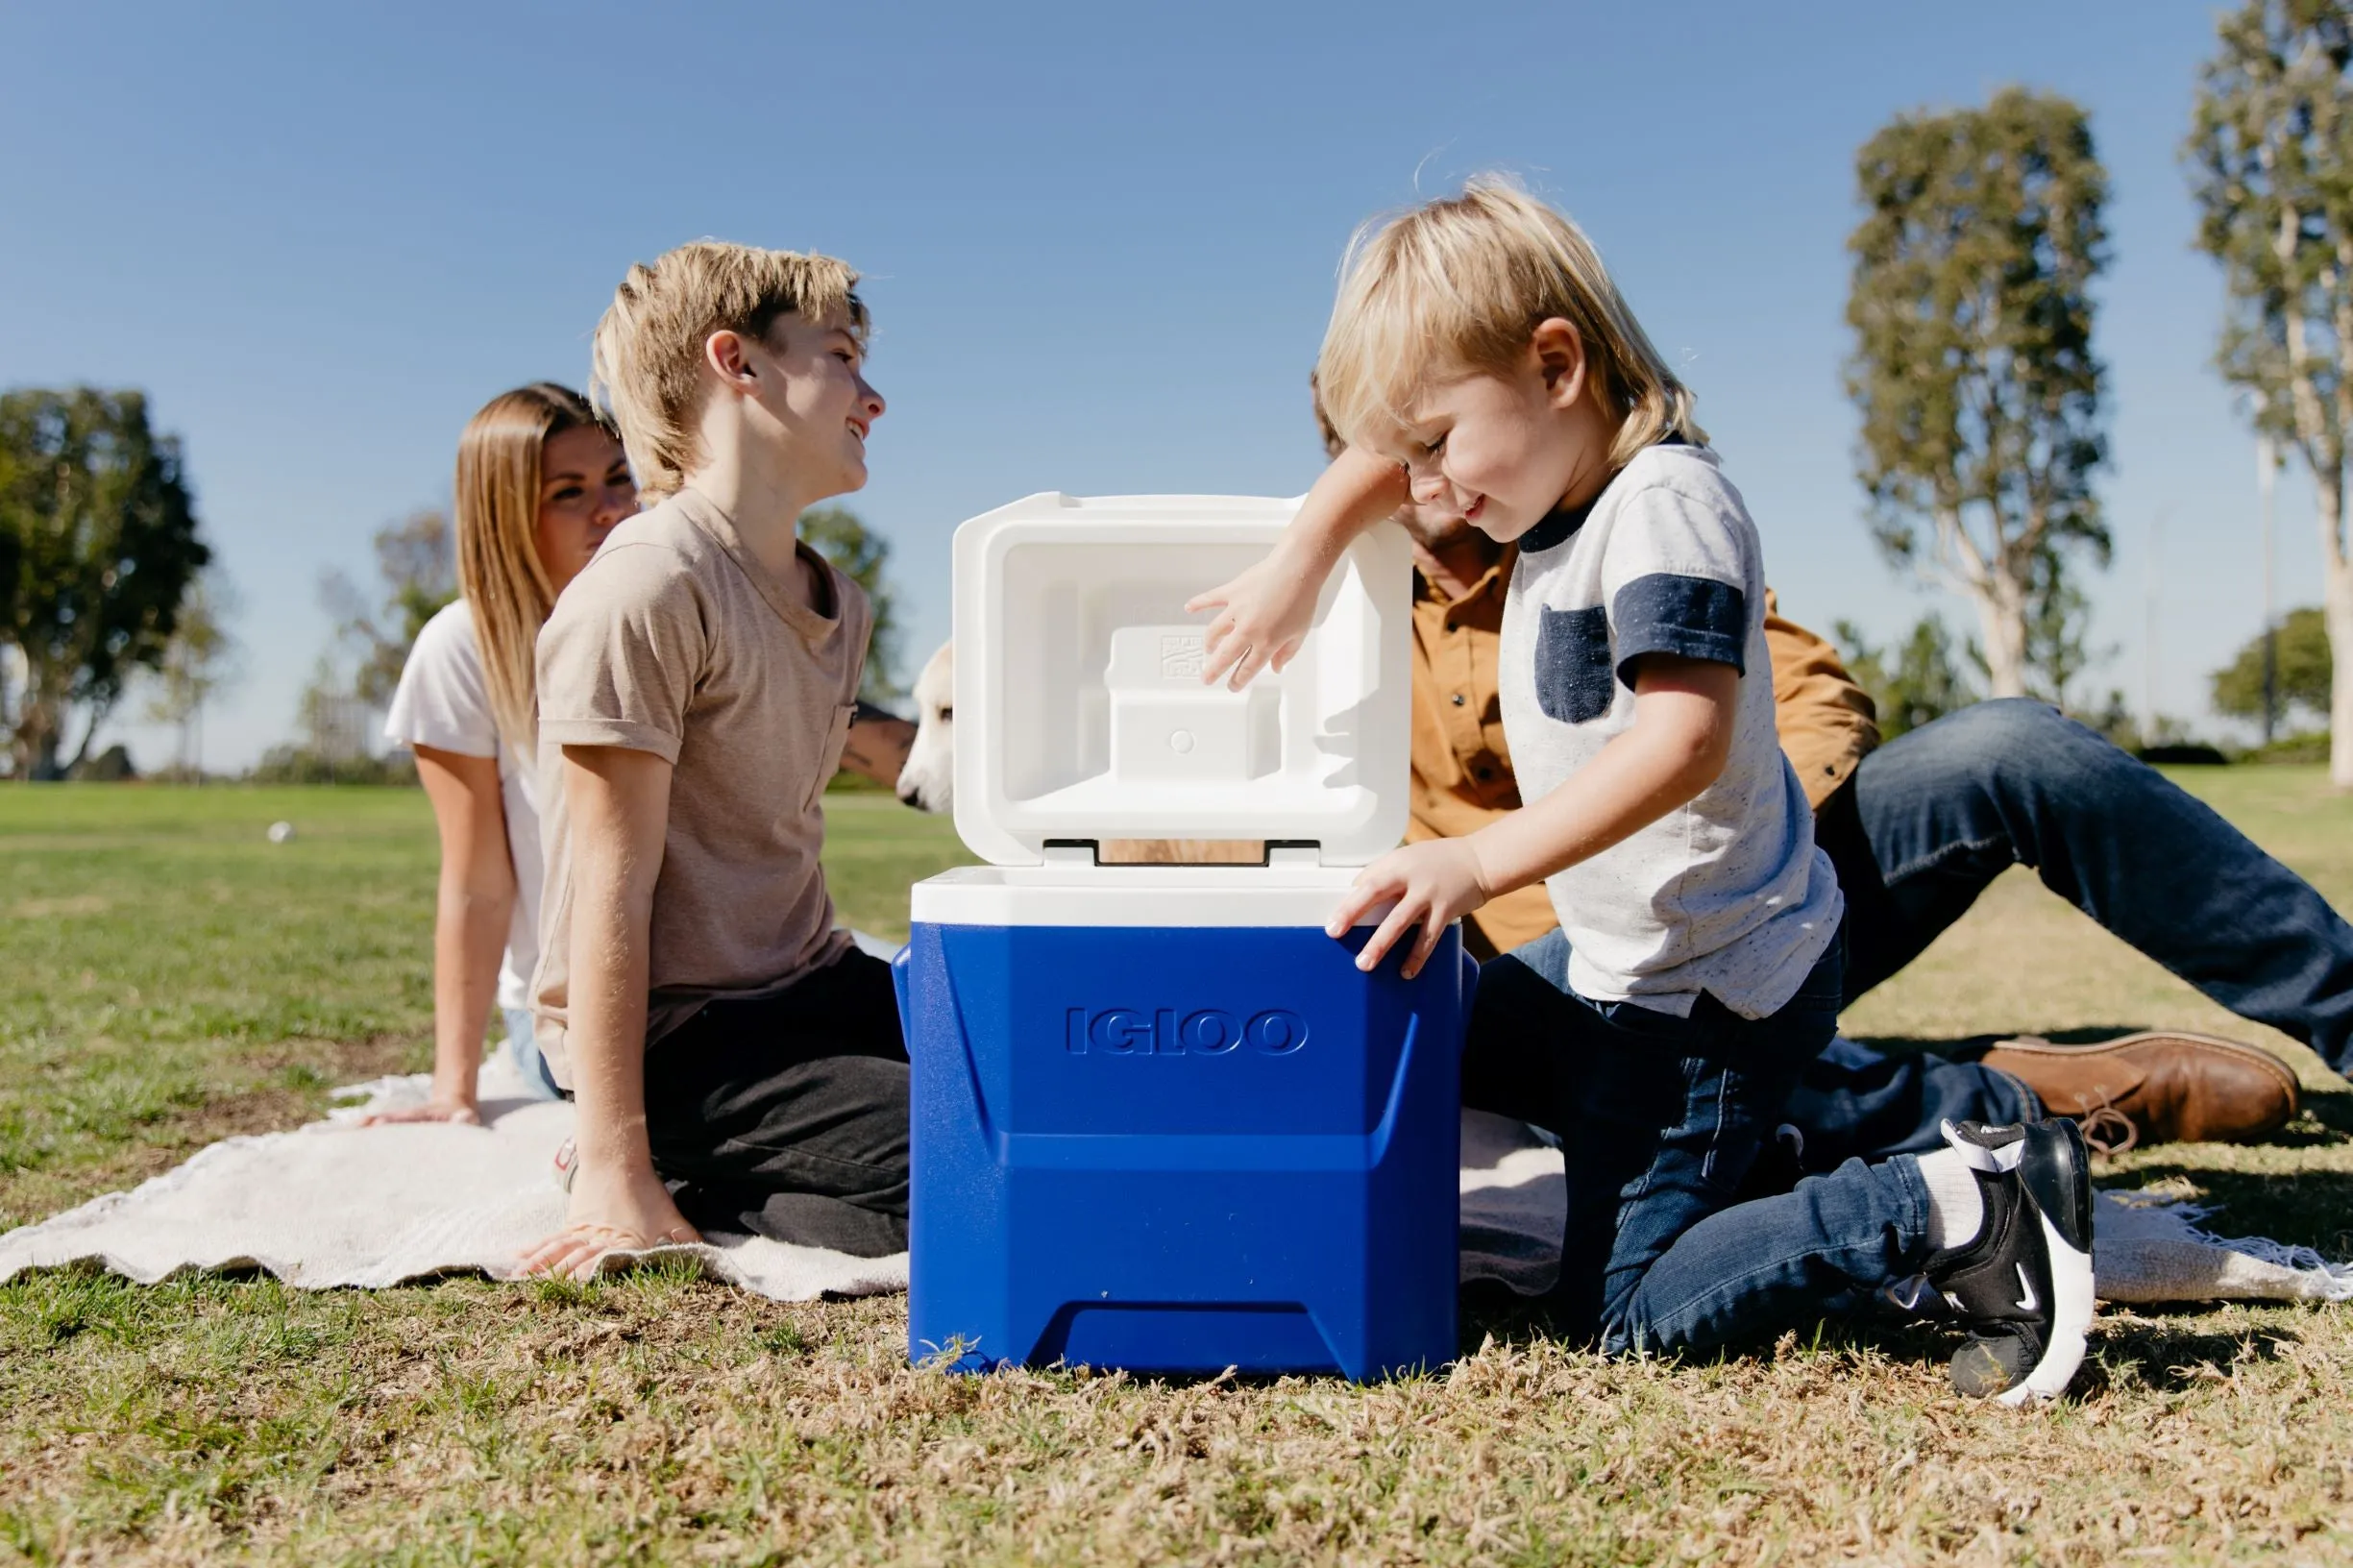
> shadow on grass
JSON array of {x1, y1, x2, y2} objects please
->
[
  {"x1": 2104, "y1": 1162, "x2": 2353, "y2": 1258},
  {"x1": 2082, "y1": 1317, "x2": 2306, "y2": 1396},
  {"x1": 1841, "y1": 1023, "x2": 2283, "y2": 1061}
]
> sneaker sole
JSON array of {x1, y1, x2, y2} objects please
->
[{"x1": 1998, "y1": 1122, "x2": 2096, "y2": 1406}]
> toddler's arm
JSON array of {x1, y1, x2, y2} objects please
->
[
  {"x1": 1333, "y1": 654, "x2": 1739, "y2": 976},
  {"x1": 1188, "y1": 446, "x2": 1409, "y2": 689}
]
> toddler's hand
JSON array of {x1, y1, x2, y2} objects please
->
[
  {"x1": 1328, "y1": 839, "x2": 1492, "y2": 980},
  {"x1": 1186, "y1": 542, "x2": 1324, "y2": 690}
]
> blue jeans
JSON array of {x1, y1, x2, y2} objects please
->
[
  {"x1": 1822, "y1": 699, "x2": 2353, "y2": 1075},
  {"x1": 1466, "y1": 929, "x2": 1934, "y2": 1356},
  {"x1": 1777, "y1": 1035, "x2": 2038, "y2": 1172},
  {"x1": 498, "y1": 1006, "x2": 564, "y2": 1101}
]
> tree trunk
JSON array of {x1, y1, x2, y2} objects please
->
[
  {"x1": 1971, "y1": 566, "x2": 2032, "y2": 699},
  {"x1": 2324, "y1": 471, "x2": 2353, "y2": 789}
]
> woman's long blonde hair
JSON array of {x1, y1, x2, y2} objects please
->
[
  {"x1": 453, "y1": 382, "x2": 600, "y2": 755},
  {"x1": 1315, "y1": 176, "x2": 1704, "y2": 467},
  {"x1": 589, "y1": 240, "x2": 867, "y2": 502}
]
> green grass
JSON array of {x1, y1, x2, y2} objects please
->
[{"x1": 0, "y1": 773, "x2": 2349, "y2": 1563}]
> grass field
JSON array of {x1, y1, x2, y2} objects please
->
[{"x1": 1, "y1": 773, "x2": 2350, "y2": 1564}]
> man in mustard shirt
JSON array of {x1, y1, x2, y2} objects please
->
[{"x1": 1391, "y1": 459, "x2": 2332, "y2": 1164}]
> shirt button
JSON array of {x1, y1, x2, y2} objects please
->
[{"x1": 1451, "y1": 693, "x2": 1467, "y2": 706}]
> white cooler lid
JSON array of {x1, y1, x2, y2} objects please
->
[{"x1": 950, "y1": 492, "x2": 1412, "y2": 868}]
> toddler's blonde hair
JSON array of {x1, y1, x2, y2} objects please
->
[
  {"x1": 589, "y1": 240, "x2": 868, "y2": 502},
  {"x1": 453, "y1": 381, "x2": 601, "y2": 754},
  {"x1": 1314, "y1": 177, "x2": 1703, "y2": 468}
]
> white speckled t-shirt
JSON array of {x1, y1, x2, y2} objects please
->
[{"x1": 1497, "y1": 439, "x2": 1842, "y2": 1018}]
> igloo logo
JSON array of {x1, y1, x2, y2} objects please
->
[{"x1": 1064, "y1": 1007, "x2": 1309, "y2": 1056}]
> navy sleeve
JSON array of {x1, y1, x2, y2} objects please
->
[{"x1": 1610, "y1": 573, "x2": 1747, "y2": 688}]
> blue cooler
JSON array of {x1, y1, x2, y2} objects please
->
[{"x1": 895, "y1": 494, "x2": 1473, "y2": 1381}]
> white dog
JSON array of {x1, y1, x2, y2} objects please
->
[{"x1": 895, "y1": 641, "x2": 956, "y2": 813}]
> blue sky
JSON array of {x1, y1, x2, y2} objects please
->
[{"x1": 0, "y1": 0, "x2": 2314, "y2": 771}]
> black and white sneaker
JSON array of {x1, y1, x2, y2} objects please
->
[{"x1": 1923, "y1": 1118, "x2": 2096, "y2": 1405}]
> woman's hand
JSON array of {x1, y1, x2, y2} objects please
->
[
  {"x1": 518, "y1": 1160, "x2": 701, "y2": 1282},
  {"x1": 1186, "y1": 537, "x2": 1327, "y2": 691},
  {"x1": 1328, "y1": 838, "x2": 1493, "y2": 979},
  {"x1": 357, "y1": 1094, "x2": 481, "y2": 1127}
]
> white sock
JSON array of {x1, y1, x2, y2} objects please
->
[{"x1": 1917, "y1": 1148, "x2": 1986, "y2": 1253}]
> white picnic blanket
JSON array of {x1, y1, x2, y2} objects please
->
[
  {"x1": 0, "y1": 1060, "x2": 909, "y2": 1300},
  {"x1": 3, "y1": 1083, "x2": 2344, "y2": 1309}
]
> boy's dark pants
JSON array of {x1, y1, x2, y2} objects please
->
[
  {"x1": 1466, "y1": 926, "x2": 1932, "y2": 1356},
  {"x1": 644, "y1": 948, "x2": 911, "y2": 1258}
]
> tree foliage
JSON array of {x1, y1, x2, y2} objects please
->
[
  {"x1": 0, "y1": 387, "x2": 210, "y2": 777},
  {"x1": 142, "y1": 567, "x2": 242, "y2": 772},
  {"x1": 1834, "y1": 614, "x2": 1980, "y2": 739},
  {"x1": 2212, "y1": 604, "x2": 2335, "y2": 723},
  {"x1": 1846, "y1": 87, "x2": 2111, "y2": 700},
  {"x1": 800, "y1": 505, "x2": 904, "y2": 702},
  {"x1": 2020, "y1": 545, "x2": 2112, "y2": 710},
  {"x1": 319, "y1": 509, "x2": 457, "y2": 708},
  {"x1": 2186, "y1": 0, "x2": 2353, "y2": 782}
]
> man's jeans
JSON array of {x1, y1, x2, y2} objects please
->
[
  {"x1": 1822, "y1": 699, "x2": 2353, "y2": 1076},
  {"x1": 1467, "y1": 930, "x2": 1932, "y2": 1356}
]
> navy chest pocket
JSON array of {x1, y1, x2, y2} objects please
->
[{"x1": 1535, "y1": 604, "x2": 1616, "y2": 723}]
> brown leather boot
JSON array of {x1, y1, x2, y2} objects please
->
[{"x1": 1977, "y1": 1032, "x2": 2301, "y2": 1154}]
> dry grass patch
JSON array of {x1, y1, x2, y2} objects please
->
[{"x1": 3, "y1": 774, "x2": 2352, "y2": 1564}]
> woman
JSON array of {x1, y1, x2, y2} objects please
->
[{"x1": 371, "y1": 383, "x2": 636, "y2": 1121}]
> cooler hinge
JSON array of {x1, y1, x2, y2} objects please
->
[{"x1": 1038, "y1": 839, "x2": 1325, "y2": 868}]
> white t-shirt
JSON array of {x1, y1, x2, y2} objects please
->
[
  {"x1": 384, "y1": 600, "x2": 545, "y2": 1014},
  {"x1": 1497, "y1": 439, "x2": 1842, "y2": 1019}
]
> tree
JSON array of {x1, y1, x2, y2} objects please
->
[
  {"x1": 2213, "y1": 604, "x2": 2334, "y2": 723},
  {"x1": 142, "y1": 567, "x2": 243, "y2": 774},
  {"x1": 800, "y1": 505, "x2": 904, "y2": 701},
  {"x1": 320, "y1": 509, "x2": 456, "y2": 707},
  {"x1": 0, "y1": 388, "x2": 210, "y2": 777},
  {"x1": 2020, "y1": 545, "x2": 2112, "y2": 710},
  {"x1": 1846, "y1": 88, "x2": 2111, "y2": 701},
  {"x1": 2187, "y1": 0, "x2": 2353, "y2": 785},
  {"x1": 1834, "y1": 613, "x2": 1980, "y2": 739}
]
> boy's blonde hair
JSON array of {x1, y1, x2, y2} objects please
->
[
  {"x1": 589, "y1": 240, "x2": 868, "y2": 502},
  {"x1": 1314, "y1": 177, "x2": 1703, "y2": 469},
  {"x1": 453, "y1": 381, "x2": 601, "y2": 754}
]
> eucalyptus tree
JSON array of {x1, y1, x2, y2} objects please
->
[
  {"x1": 0, "y1": 388, "x2": 209, "y2": 777},
  {"x1": 1846, "y1": 87, "x2": 2110, "y2": 700},
  {"x1": 2188, "y1": 0, "x2": 2353, "y2": 784}
]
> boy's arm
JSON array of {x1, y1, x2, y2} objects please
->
[
  {"x1": 1467, "y1": 654, "x2": 1736, "y2": 890},
  {"x1": 1189, "y1": 445, "x2": 1409, "y2": 689},
  {"x1": 1333, "y1": 654, "x2": 1738, "y2": 977},
  {"x1": 518, "y1": 744, "x2": 699, "y2": 1280}
]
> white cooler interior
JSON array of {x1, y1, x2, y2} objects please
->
[{"x1": 951, "y1": 494, "x2": 1413, "y2": 867}]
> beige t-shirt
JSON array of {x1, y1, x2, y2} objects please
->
[{"x1": 529, "y1": 488, "x2": 870, "y2": 1086}]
